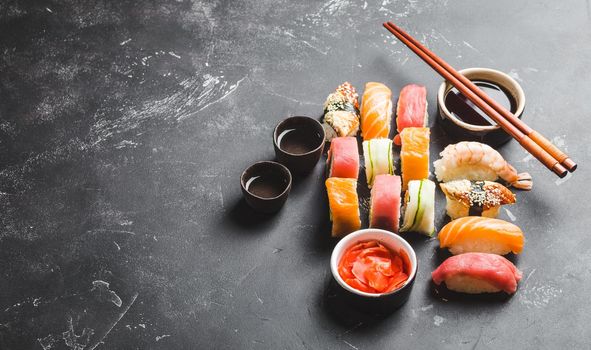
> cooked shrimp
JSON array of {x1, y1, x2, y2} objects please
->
[{"x1": 433, "y1": 141, "x2": 532, "y2": 190}]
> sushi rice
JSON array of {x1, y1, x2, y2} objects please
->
[
  {"x1": 400, "y1": 179, "x2": 435, "y2": 236},
  {"x1": 362, "y1": 138, "x2": 394, "y2": 188}
]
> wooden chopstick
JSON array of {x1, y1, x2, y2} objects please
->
[{"x1": 383, "y1": 22, "x2": 572, "y2": 178}]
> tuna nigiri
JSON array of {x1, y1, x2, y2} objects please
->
[
  {"x1": 360, "y1": 82, "x2": 393, "y2": 140},
  {"x1": 325, "y1": 178, "x2": 361, "y2": 237},
  {"x1": 433, "y1": 141, "x2": 532, "y2": 190},
  {"x1": 438, "y1": 217, "x2": 524, "y2": 255},
  {"x1": 394, "y1": 84, "x2": 427, "y2": 146},
  {"x1": 439, "y1": 180, "x2": 516, "y2": 219},
  {"x1": 327, "y1": 137, "x2": 359, "y2": 179},
  {"x1": 369, "y1": 175, "x2": 402, "y2": 233},
  {"x1": 400, "y1": 127, "x2": 430, "y2": 191},
  {"x1": 432, "y1": 253, "x2": 522, "y2": 294}
]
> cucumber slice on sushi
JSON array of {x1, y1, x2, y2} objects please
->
[
  {"x1": 400, "y1": 179, "x2": 435, "y2": 236},
  {"x1": 362, "y1": 138, "x2": 394, "y2": 188}
]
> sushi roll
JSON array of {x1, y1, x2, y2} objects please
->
[
  {"x1": 433, "y1": 141, "x2": 532, "y2": 190},
  {"x1": 394, "y1": 84, "x2": 428, "y2": 146},
  {"x1": 362, "y1": 138, "x2": 394, "y2": 187},
  {"x1": 369, "y1": 174, "x2": 402, "y2": 233},
  {"x1": 400, "y1": 179, "x2": 435, "y2": 236},
  {"x1": 439, "y1": 180, "x2": 516, "y2": 220},
  {"x1": 360, "y1": 82, "x2": 393, "y2": 140},
  {"x1": 327, "y1": 137, "x2": 359, "y2": 179},
  {"x1": 322, "y1": 82, "x2": 360, "y2": 141},
  {"x1": 438, "y1": 217, "x2": 524, "y2": 255},
  {"x1": 432, "y1": 253, "x2": 522, "y2": 294},
  {"x1": 325, "y1": 177, "x2": 361, "y2": 237},
  {"x1": 400, "y1": 127, "x2": 430, "y2": 191}
]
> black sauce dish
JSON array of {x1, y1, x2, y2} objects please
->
[
  {"x1": 240, "y1": 161, "x2": 292, "y2": 214},
  {"x1": 437, "y1": 67, "x2": 526, "y2": 147},
  {"x1": 273, "y1": 116, "x2": 325, "y2": 174},
  {"x1": 330, "y1": 229, "x2": 418, "y2": 314}
]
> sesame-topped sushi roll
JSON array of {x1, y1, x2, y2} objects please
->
[
  {"x1": 439, "y1": 180, "x2": 516, "y2": 220},
  {"x1": 322, "y1": 82, "x2": 360, "y2": 141}
]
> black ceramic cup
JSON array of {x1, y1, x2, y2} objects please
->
[
  {"x1": 330, "y1": 229, "x2": 418, "y2": 313},
  {"x1": 437, "y1": 67, "x2": 526, "y2": 147},
  {"x1": 240, "y1": 161, "x2": 292, "y2": 214},
  {"x1": 273, "y1": 116, "x2": 325, "y2": 174}
]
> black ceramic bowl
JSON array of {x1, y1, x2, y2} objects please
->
[
  {"x1": 273, "y1": 116, "x2": 325, "y2": 174},
  {"x1": 240, "y1": 161, "x2": 292, "y2": 213},
  {"x1": 330, "y1": 229, "x2": 418, "y2": 313},
  {"x1": 437, "y1": 67, "x2": 526, "y2": 147}
]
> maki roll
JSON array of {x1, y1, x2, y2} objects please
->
[
  {"x1": 432, "y1": 253, "x2": 522, "y2": 294},
  {"x1": 360, "y1": 82, "x2": 393, "y2": 140},
  {"x1": 369, "y1": 174, "x2": 402, "y2": 233},
  {"x1": 322, "y1": 82, "x2": 360, "y2": 141},
  {"x1": 438, "y1": 217, "x2": 524, "y2": 255},
  {"x1": 400, "y1": 127, "x2": 430, "y2": 191},
  {"x1": 325, "y1": 177, "x2": 361, "y2": 238},
  {"x1": 327, "y1": 137, "x2": 359, "y2": 179},
  {"x1": 394, "y1": 84, "x2": 428, "y2": 146},
  {"x1": 362, "y1": 138, "x2": 394, "y2": 188},
  {"x1": 439, "y1": 180, "x2": 516, "y2": 220},
  {"x1": 400, "y1": 179, "x2": 435, "y2": 236}
]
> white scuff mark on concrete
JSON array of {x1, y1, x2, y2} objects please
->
[
  {"x1": 139, "y1": 323, "x2": 146, "y2": 329},
  {"x1": 420, "y1": 304, "x2": 433, "y2": 311},
  {"x1": 362, "y1": 1, "x2": 367, "y2": 9},
  {"x1": 283, "y1": 30, "x2": 328, "y2": 55},
  {"x1": 519, "y1": 283, "x2": 562, "y2": 308},
  {"x1": 62, "y1": 317, "x2": 94, "y2": 350},
  {"x1": 463, "y1": 41, "x2": 480, "y2": 52},
  {"x1": 508, "y1": 69, "x2": 523, "y2": 82},
  {"x1": 92, "y1": 280, "x2": 123, "y2": 307},
  {"x1": 434, "y1": 315, "x2": 445, "y2": 326},
  {"x1": 120, "y1": 38, "x2": 132, "y2": 46},
  {"x1": 45, "y1": 7, "x2": 53, "y2": 13},
  {"x1": 555, "y1": 172, "x2": 572, "y2": 186},
  {"x1": 88, "y1": 292, "x2": 139, "y2": 350},
  {"x1": 156, "y1": 334, "x2": 171, "y2": 342},
  {"x1": 115, "y1": 140, "x2": 138, "y2": 149},
  {"x1": 343, "y1": 340, "x2": 359, "y2": 350},
  {"x1": 168, "y1": 51, "x2": 181, "y2": 59},
  {"x1": 113, "y1": 241, "x2": 121, "y2": 250},
  {"x1": 504, "y1": 208, "x2": 517, "y2": 222}
]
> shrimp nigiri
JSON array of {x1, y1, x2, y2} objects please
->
[
  {"x1": 433, "y1": 141, "x2": 532, "y2": 190},
  {"x1": 360, "y1": 82, "x2": 392, "y2": 140}
]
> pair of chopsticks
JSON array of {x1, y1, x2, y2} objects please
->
[{"x1": 383, "y1": 21, "x2": 577, "y2": 178}]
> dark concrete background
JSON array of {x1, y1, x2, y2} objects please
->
[{"x1": 0, "y1": 0, "x2": 589, "y2": 349}]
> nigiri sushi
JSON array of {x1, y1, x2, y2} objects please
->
[
  {"x1": 394, "y1": 84, "x2": 427, "y2": 146},
  {"x1": 360, "y1": 82, "x2": 393, "y2": 140},
  {"x1": 325, "y1": 177, "x2": 361, "y2": 237},
  {"x1": 400, "y1": 127, "x2": 430, "y2": 191},
  {"x1": 362, "y1": 138, "x2": 394, "y2": 187},
  {"x1": 432, "y1": 253, "x2": 522, "y2": 294},
  {"x1": 327, "y1": 137, "x2": 359, "y2": 179},
  {"x1": 439, "y1": 180, "x2": 516, "y2": 219},
  {"x1": 438, "y1": 217, "x2": 524, "y2": 255},
  {"x1": 400, "y1": 179, "x2": 435, "y2": 236},
  {"x1": 369, "y1": 174, "x2": 401, "y2": 233},
  {"x1": 433, "y1": 141, "x2": 532, "y2": 190},
  {"x1": 322, "y1": 82, "x2": 360, "y2": 141}
]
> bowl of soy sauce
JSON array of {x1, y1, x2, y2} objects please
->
[
  {"x1": 240, "y1": 161, "x2": 292, "y2": 213},
  {"x1": 273, "y1": 116, "x2": 325, "y2": 174},
  {"x1": 437, "y1": 67, "x2": 525, "y2": 147}
]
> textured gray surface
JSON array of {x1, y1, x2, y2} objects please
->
[{"x1": 0, "y1": 0, "x2": 590, "y2": 349}]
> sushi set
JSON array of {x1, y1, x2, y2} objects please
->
[{"x1": 240, "y1": 21, "x2": 577, "y2": 311}]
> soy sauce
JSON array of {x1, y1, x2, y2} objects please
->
[
  {"x1": 444, "y1": 80, "x2": 516, "y2": 126},
  {"x1": 276, "y1": 128, "x2": 320, "y2": 155},
  {"x1": 245, "y1": 175, "x2": 286, "y2": 198}
]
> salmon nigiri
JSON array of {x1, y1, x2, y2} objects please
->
[
  {"x1": 325, "y1": 178, "x2": 361, "y2": 237},
  {"x1": 360, "y1": 82, "x2": 392, "y2": 140},
  {"x1": 394, "y1": 84, "x2": 427, "y2": 146},
  {"x1": 400, "y1": 127, "x2": 430, "y2": 191}
]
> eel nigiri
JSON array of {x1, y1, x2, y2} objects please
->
[
  {"x1": 362, "y1": 138, "x2": 394, "y2": 187},
  {"x1": 432, "y1": 253, "x2": 522, "y2": 294},
  {"x1": 439, "y1": 180, "x2": 516, "y2": 219},
  {"x1": 394, "y1": 84, "x2": 428, "y2": 146},
  {"x1": 400, "y1": 127, "x2": 430, "y2": 191},
  {"x1": 322, "y1": 82, "x2": 360, "y2": 141},
  {"x1": 400, "y1": 179, "x2": 435, "y2": 236},
  {"x1": 433, "y1": 141, "x2": 532, "y2": 190},
  {"x1": 327, "y1": 137, "x2": 359, "y2": 179},
  {"x1": 369, "y1": 174, "x2": 402, "y2": 233},
  {"x1": 438, "y1": 217, "x2": 524, "y2": 255},
  {"x1": 325, "y1": 177, "x2": 361, "y2": 237},
  {"x1": 360, "y1": 82, "x2": 393, "y2": 140}
]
